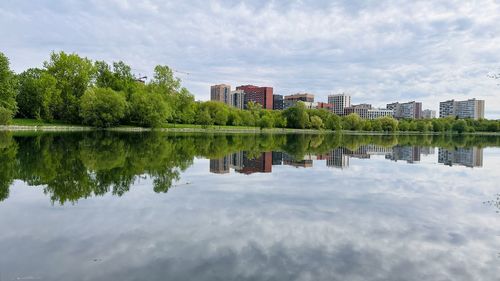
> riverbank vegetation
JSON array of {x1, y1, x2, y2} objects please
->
[{"x1": 1, "y1": 51, "x2": 498, "y2": 133}]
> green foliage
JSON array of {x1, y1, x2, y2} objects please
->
[
  {"x1": 0, "y1": 107, "x2": 13, "y2": 125},
  {"x1": 95, "y1": 61, "x2": 135, "y2": 94},
  {"x1": 196, "y1": 109, "x2": 213, "y2": 127},
  {"x1": 169, "y1": 88, "x2": 197, "y2": 124},
  {"x1": 283, "y1": 102, "x2": 309, "y2": 129},
  {"x1": 129, "y1": 90, "x2": 171, "y2": 127},
  {"x1": 452, "y1": 119, "x2": 468, "y2": 134},
  {"x1": 378, "y1": 116, "x2": 398, "y2": 131},
  {"x1": 80, "y1": 88, "x2": 127, "y2": 128},
  {"x1": 17, "y1": 68, "x2": 60, "y2": 120},
  {"x1": 150, "y1": 65, "x2": 181, "y2": 95},
  {"x1": 259, "y1": 112, "x2": 275, "y2": 128},
  {"x1": 310, "y1": 115, "x2": 324, "y2": 129},
  {"x1": 0, "y1": 52, "x2": 17, "y2": 113},
  {"x1": 44, "y1": 51, "x2": 96, "y2": 123},
  {"x1": 342, "y1": 113, "x2": 363, "y2": 131},
  {"x1": 325, "y1": 114, "x2": 342, "y2": 131}
]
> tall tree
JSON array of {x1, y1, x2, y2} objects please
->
[
  {"x1": 0, "y1": 52, "x2": 17, "y2": 116},
  {"x1": 44, "y1": 51, "x2": 95, "y2": 123},
  {"x1": 17, "y1": 68, "x2": 60, "y2": 120}
]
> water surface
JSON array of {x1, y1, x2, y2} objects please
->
[{"x1": 0, "y1": 132, "x2": 499, "y2": 280}]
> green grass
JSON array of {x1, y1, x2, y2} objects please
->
[
  {"x1": 10, "y1": 118, "x2": 81, "y2": 127},
  {"x1": 162, "y1": 123, "x2": 259, "y2": 130}
]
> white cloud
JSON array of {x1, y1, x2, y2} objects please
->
[{"x1": 1, "y1": 0, "x2": 499, "y2": 117}]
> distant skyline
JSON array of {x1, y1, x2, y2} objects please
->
[{"x1": 1, "y1": 0, "x2": 499, "y2": 118}]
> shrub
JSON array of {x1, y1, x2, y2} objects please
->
[{"x1": 80, "y1": 88, "x2": 127, "y2": 128}]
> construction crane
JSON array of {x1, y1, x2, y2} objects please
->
[{"x1": 173, "y1": 69, "x2": 190, "y2": 75}]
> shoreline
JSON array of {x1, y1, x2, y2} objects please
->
[{"x1": 1, "y1": 124, "x2": 499, "y2": 136}]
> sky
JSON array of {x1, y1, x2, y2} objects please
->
[{"x1": 1, "y1": 0, "x2": 499, "y2": 118}]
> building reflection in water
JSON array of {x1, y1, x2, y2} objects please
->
[
  {"x1": 209, "y1": 145, "x2": 482, "y2": 174},
  {"x1": 438, "y1": 147, "x2": 483, "y2": 168}
]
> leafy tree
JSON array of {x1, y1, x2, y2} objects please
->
[
  {"x1": 95, "y1": 61, "x2": 135, "y2": 94},
  {"x1": 379, "y1": 116, "x2": 398, "y2": 131},
  {"x1": 259, "y1": 112, "x2": 275, "y2": 129},
  {"x1": 0, "y1": 52, "x2": 17, "y2": 114},
  {"x1": 150, "y1": 65, "x2": 181, "y2": 95},
  {"x1": 17, "y1": 68, "x2": 60, "y2": 120},
  {"x1": 196, "y1": 109, "x2": 213, "y2": 128},
  {"x1": 44, "y1": 51, "x2": 96, "y2": 123},
  {"x1": 0, "y1": 107, "x2": 12, "y2": 125},
  {"x1": 283, "y1": 102, "x2": 309, "y2": 129},
  {"x1": 170, "y1": 88, "x2": 197, "y2": 124},
  {"x1": 371, "y1": 119, "x2": 383, "y2": 131},
  {"x1": 342, "y1": 113, "x2": 363, "y2": 131},
  {"x1": 129, "y1": 90, "x2": 170, "y2": 127},
  {"x1": 325, "y1": 114, "x2": 342, "y2": 131},
  {"x1": 310, "y1": 115, "x2": 324, "y2": 129},
  {"x1": 80, "y1": 88, "x2": 127, "y2": 128},
  {"x1": 452, "y1": 119, "x2": 467, "y2": 134}
]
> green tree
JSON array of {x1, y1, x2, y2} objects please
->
[
  {"x1": 17, "y1": 68, "x2": 60, "y2": 120},
  {"x1": 129, "y1": 90, "x2": 171, "y2": 127},
  {"x1": 170, "y1": 88, "x2": 196, "y2": 124},
  {"x1": 325, "y1": 114, "x2": 342, "y2": 131},
  {"x1": 283, "y1": 102, "x2": 309, "y2": 129},
  {"x1": 44, "y1": 51, "x2": 96, "y2": 123},
  {"x1": 95, "y1": 61, "x2": 135, "y2": 94},
  {"x1": 0, "y1": 52, "x2": 17, "y2": 115},
  {"x1": 150, "y1": 65, "x2": 181, "y2": 95},
  {"x1": 342, "y1": 113, "x2": 363, "y2": 130},
  {"x1": 259, "y1": 112, "x2": 275, "y2": 129},
  {"x1": 0, "y1": 107, "x2": 12, "y2": 125},
  {"x1": 310, "y1": 115, "x2": 324, "y2": 129},
  {"x1": 379, "y1": 116, "x2": 398, "y2": 131},
  {"x1": 196, "y1": 109, "x2": 213, "y2": 128},
  {"x1": 452, "y1": 119, "x2": 467, "y2": 134},
  {"x1": 80, "y1": 88, "x2": 127, "y2": 128}
]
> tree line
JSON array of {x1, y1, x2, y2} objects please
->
[{"x1": 0, "y1": 51, "x2": 498, "y2": 132}]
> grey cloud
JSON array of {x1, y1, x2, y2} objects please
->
[{"x1": 0, "y1": 0, "x2": 499, "y2": 117}]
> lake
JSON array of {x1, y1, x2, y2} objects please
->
[{"x1": 0, "y1": 132, "x2": 499, "y2": 280}]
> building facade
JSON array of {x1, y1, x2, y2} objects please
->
[
  {"x1": 210, "y1": 84, "x2": 231, "y2": 105},
  {"x1": 236, "y1": 85, "x2": 274, "y2": 110},
  {"x1": 439, "y1": 99, "x2": 485, "y2": 119},
  {"x1": 273, "y1": 94, "x2": 284, "y2": 110},
  {"x1": 316, "y1": 102, "x2": 334, "y2": 110},
  {"x1": 386, "y1": 101, "x2": 422, "y2": 119},
  {"x1": 422, "y1": 109, "x2": 436, "y2": 119},
  {"x1": 344, "y1": 104, "x2": 393, "y2": 120},
  {"x1": 283, "y1": 93, "x2": 314, "y2": 109},
  {"x1": 328, "y1": 94, "x2": 351, "y2": 115},
  {"x1": 231, "y1": 90, "x2": 246, "y2": 110}
]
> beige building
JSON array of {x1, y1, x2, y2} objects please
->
[{"x1": 210, "y1": 84, "x2": 231, "y2": 105}]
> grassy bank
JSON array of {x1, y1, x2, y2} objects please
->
[{"x1": 2, "y1": 118, "x2": 500, "y2": 135}]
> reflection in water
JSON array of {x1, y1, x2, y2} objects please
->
[
  {"x1": 438, "y1": 147, "x2": 484, "y2": 168},
  {"x1": 208, "y1": 144, "x2": 482, "y2": 173},
  {"x1": 0, "y1": 131, "x2": 499, "y2": 280},
  {"x1": 0, "y1": 132, "x2": 498, "y2": 204}
]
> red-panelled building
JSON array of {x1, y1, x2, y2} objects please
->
[
  {"x1": 236, "y1": 85, "x2": 274, "y2": 110},
  {"x1": 316, "y1": 102, "x2": 334, "y2": 110}
]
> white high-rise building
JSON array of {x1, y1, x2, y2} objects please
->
[
  {"x1": 422, "y1": 109, "x2": 436, "y2": 119},
  {"x1": 439, "y1": 99, "x2": 485, "y2": 120},
  {"x1": 328, "y1": 93, "x2": 351, "y2": 116}
]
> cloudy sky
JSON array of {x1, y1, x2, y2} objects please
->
[{"x1": 1, "y1": 0, "x2": 499, "y2": 117}]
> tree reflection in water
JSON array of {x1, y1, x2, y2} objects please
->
[{"x1": 0, "y1": 131, "x2": 498, "y2": 204}]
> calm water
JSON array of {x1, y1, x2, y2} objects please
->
[{"x1": 0, "y1": 132, "x2": 499, "y2": 280}]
